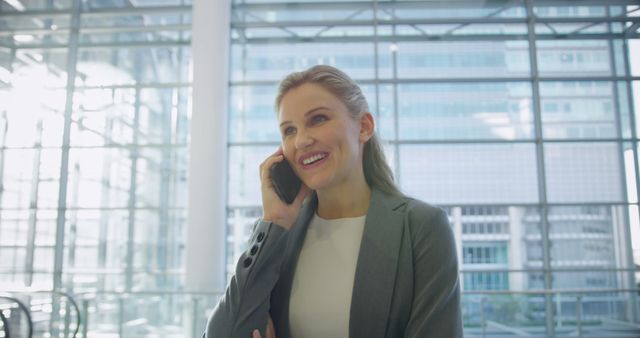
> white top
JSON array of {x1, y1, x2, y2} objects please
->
[{"x1": 289, "y1": 213, "x2": 367, "y2": 338}]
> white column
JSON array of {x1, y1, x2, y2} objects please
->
[
  {"x1": 508, "y1": 207, "x2": 524, "y2": 291},
  {"x1": 185, "y1": 1, "x2": 231, "y2": 336},
  {"x1": 612, "y1": 206, "x2": 638, "y2": 321},
  {"x1": 186, "y1": 0, "x2": 231, "y2": 296},
  {"x1": 451, "y1": 207, "x2": 463, "y2": 290}
]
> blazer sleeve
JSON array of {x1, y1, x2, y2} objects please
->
[
  {"x1": 204, "y1": 219, "x2": 289, "y2": 338},
  {"x1": 405, "y1": 208, "x2": 463, "y2": 338}
]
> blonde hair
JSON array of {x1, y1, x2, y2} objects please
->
[{"x1": 275, "y1": 65, "x2": 402, "y2": 197}]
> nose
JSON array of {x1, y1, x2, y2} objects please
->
[{"x1": 294, "y1": 129, "x2": 313, "y2": 150}]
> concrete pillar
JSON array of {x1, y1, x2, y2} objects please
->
[
  {"x1": 185, "y1": 0, "x2": 231, "y2": 335},
  {"x1": 186, "y1": 0, "x2": 231, "y2": 293}
]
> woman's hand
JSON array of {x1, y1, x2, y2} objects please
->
[
  {"x1": 252, "y1": 315, "x2": 276, "y2": 338},
  {"x1": 260, "y1": 147, "x2": 311, "y2": 230}
]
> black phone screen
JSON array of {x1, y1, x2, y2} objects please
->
[{"x1": 270, "y1": 160, "x2": 302, "y2": 204}]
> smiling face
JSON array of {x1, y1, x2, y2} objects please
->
[{"x1": 278, "y1": 82, "x2": 371, "y2": 192}]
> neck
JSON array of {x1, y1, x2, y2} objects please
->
[{"x1": 315, "y1": 174, "x2": 372, "y2": 219}]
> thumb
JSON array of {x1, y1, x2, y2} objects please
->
[{"x1": 253, "y1": 329, "x2": 262, "y2": 338}]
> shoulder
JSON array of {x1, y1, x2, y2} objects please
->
[
  {"x1": 401, "y1": 196, "x2": 449, "y2": 229},
  {"x1": 397, "y1": 196, "x2": 458, "y2": 266},
  {"x1": 370, "y1": 189, "x2": 451, "y2": 238},
  {"x1": 397, "y1": 196, "x2": 453, "y2": 245}
]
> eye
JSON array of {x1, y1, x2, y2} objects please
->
[
  {"x1": 282, "y1": 126, "x2": 296, "y2": 136},
  {"x1": 310, "y1": 114, "x2": 328, "y2": 125}
]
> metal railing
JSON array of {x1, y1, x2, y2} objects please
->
[
  {"x1": 0, "y1": 294, "x2": 34, "y2": 338},
  {"x1": 1, "y1": 290, "x2": 80, "y2": 338},
  {"x1": 2, "y1": 287, "x2": 640, "y2": 337},
  {"x1": 74, "y1": 290, "x2": 222, "y2": 338},
  {"x1": 0, "y1": 309, "x2": 8, "y2": 338},
  {"x1": 462, "y1": 288, "x2": 640, "y2": 338}
]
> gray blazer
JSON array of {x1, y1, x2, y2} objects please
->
[{"x1": 205, "y1": 189, "x2": 462, "y2": 338}]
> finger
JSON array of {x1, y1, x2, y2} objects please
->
[
  {"x1": 260, "y1": 147, "x2": 286, "y2": 170},
  {"x1": 266, "y1": 316, "x2": 276, "y2": 338},
  {"x1": 252, "y1": 329, "x2": 262, "y2": 338},
  {"x1": 260, "y1": 153, "x2": 284, "y2": 173},
  {"x1": 259, "y1": 149, "x2": 285, "y2": 173},
  {"x1": 270, "y1": 146, "x2": 284, "y2": 160},
  {"x1": 259, "y1": 154, "x2": 285, "y2": 186}
]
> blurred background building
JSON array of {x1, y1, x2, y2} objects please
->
[{"x1": 1, "y1": 0, "x2": 640, "y2": 337}]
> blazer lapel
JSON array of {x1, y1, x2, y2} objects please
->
[
  {"x1": 349, "y1": 189, "x2": 407, "y2": 338},
  {"x1": 270, "y1": 192, "x2": 318, "y2": 338}
]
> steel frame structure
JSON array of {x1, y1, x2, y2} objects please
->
[
  {"x1": 1, "y1": 0, "x2": 640, "y2": 336},
  {"x1": 226, "y1": 1, "x2": 640, "y2": 337},
  {"x1": 1, "y1": 0, "x2": 191, "y2": 334}
]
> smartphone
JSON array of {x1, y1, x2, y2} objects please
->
[{"x1": 270, "y1": 159, "x2": 302, "y2": 204}]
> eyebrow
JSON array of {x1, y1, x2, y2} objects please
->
[{"x1": 279, "y1": 106, "x2": 330, "y2": 128}]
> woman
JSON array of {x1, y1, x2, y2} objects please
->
[{"x1": 205, "y1": 65, "x2": 462, "y2": 338}]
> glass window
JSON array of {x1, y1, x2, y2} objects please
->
[
  {"x1": 399, "y1": 144, "x2": 539, "y2": 205},
  {"x1": 544, "y1": 142, "x2": 623, "y2": 203},
  {"x1": 0, "y1": 1, "x2": 191, "y2": 336},
  {"x1": 540, "y1": 81, "x2": 619, "y2": 139},
  {"x1": 228, "y1": 1, "x2": 639, "y2": 335},
  {"x1": 2, "y1": 0, "x2": 639, "y2": 336},
  {"x1": 463, "y1": 242, "x2": 508, "y2": 264},
  {"x1": 397, "y1": 82, "x2": 534, "y2": 141}
]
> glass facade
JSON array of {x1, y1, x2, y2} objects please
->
[
  {"x1": 228, "y1": 1, "x2": 640, "y2": 337},
  {"x1": 0, "y1": 0, "x2": 192, "y2": 336},
  {"x1": 0, "y1": 0, "x2": 639, "y2": 337}
]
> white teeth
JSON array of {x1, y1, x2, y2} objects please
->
[{"x1": 303, "y1": 153, "x2": 327, "y2": 165}]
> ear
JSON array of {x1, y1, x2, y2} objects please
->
[{"x1": 358, "y1": 112, "x2": 375, "y2": 143}]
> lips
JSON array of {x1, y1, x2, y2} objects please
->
[{"x1": 298, "y1": 151, "x2": 330, "y2": 169}]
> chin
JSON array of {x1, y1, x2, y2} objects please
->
[{"x1": 303, "y1": 176, "x2": 333, "y2": 191}]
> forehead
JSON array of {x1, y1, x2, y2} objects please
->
[{"x1": 278, "y1": 83, "x2": 344, "y2": 120}]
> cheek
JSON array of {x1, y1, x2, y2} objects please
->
[
  {"x1": 281, "y1": 141, "x2": 295, "y2": 161},
  {"x1": 342, "y1": 130, "x2": 361, "y2": 149}
]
